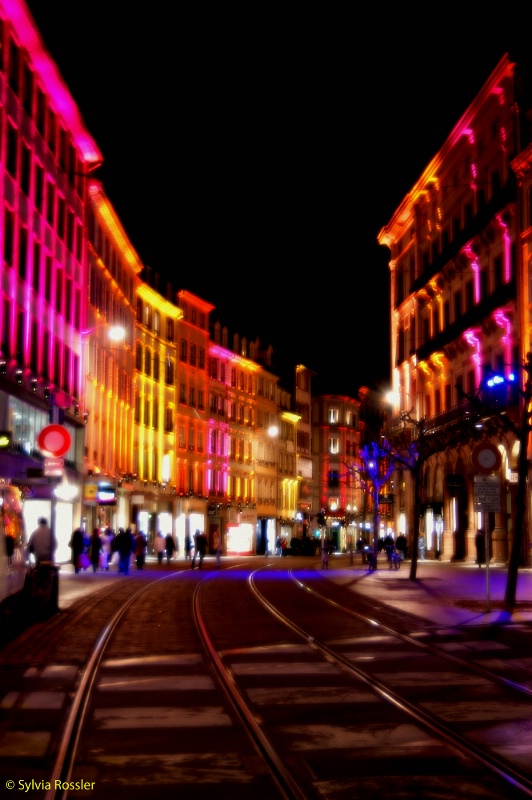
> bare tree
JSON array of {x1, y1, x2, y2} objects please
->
[{"x1": 347, "y1": 411, "x2": 477, "y2": 581}]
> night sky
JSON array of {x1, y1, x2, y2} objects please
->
[{"x1": 23, "y1": 3, "x2": 529, "y2": 397}]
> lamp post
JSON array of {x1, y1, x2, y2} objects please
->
[{"x1": 268, "y1": 424, "x2": 279, "y2": 555}]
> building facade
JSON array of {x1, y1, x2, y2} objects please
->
[
  {"x1": 84, "y1": 180, "x2": 140, "y2": 534},
  {"x1": 378, "y1": 53, "x2": 532, "y2": 563},
  {"x1": 311, "y1": 394, "x2": 362, "y2": 552},
  {"x1": 0, "y1": 0, "x2": 377, "y2": 562},
  {"x1": 0, "y1": 1, "x2": 102, "y2": 561}
]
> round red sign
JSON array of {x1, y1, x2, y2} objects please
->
[
  {"x1": 471, "y1": 442, "x2": 501, "y2": 474},
  {"x1": 37, "y1": 424, "x2": 72, "y2": 457}
]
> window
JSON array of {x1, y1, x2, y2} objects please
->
[
  {"x1": 153, "y1": 310, "x2": 160, "y2": 335},
  {"x1": 153, "y1": 352, "x2": 159, "y2": 380},
  {"x1": 166, "y1": 318, "x2": 174, "y2": 341},
  {"x1": 6, "y1": 120, "x2": 18, "y2": 178},
  {"x1": 453, "y1": 289, "x2": 462, "y2": 321},
  {"x1": 3, "y1": 209, "x2": 14, "y2": 266},
  {"x1": 144, "y1": 304, "x2": 152, "y2": 330},
  {"x1": 329, "y1": 437, "x2": 339, "y2": 454},
  {"x1": 328, "y1": 408, "x2": 339, "y2": 424},
  {"x1": 328, "y1": 470, "x2": 339, "y2": 488},
  {"x1": 465, "y1": 279, "x2": 474, "y2": 309},
  {"x1": 180, "y1": 339, "x2": 187, "y2": 362},
  {"x1": 165, "y1": 406, "x2": 173, "y2": 432},
  {"x1": 165, "y1": 356, "x2": 174, "y2": 384}
]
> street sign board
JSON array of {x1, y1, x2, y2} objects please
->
[
  {"x1": 474, "y1": 475, "x2": 501, "y2": 512},
  {"x1": 44, "y1": 457, "x2": 64, "y2": 477}
]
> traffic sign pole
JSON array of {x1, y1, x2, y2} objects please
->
[{"x1": 473, "y1": 475, "x2": 500, "y2": 612}]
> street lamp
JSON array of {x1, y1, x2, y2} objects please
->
[
  {"x1": 268, "y1": 423, "x2": 279, "y2": 554},
  {"x1": 82, "y1": 324, "x2": 126, "y2": 343}
]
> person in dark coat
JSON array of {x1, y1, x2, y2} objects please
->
[
  {"x1": 191, "y1": 529, "x2": 208, "y2": 569},
  {"x1": 115, "y1": 527, "x2": 134, "y2": 575},
  {"x1": 165, "y1": 533, "x2": 176, "y2": 563},
  {"x1": 69, "y1": 527, "x2": 85, "y2": 573},
  {"x1": 89, "y1": 527, "x2": 102, "y2": 573},
  {"x1": 475, "y1": 529, "x2": 486, "y2": 567},
  {"x1": 135, "y1": 531, "x2": 147, "y2": 569}
]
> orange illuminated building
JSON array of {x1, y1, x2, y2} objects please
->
[
  {"x1": 133, "y1": 277, "x2": 181, "y2": 544},
  {"x1": 378, "y1": 52, "x2": 532, "y2": 564},
  {"x1": 84, "y1": 182, "x2": 140, "y2": 531}
]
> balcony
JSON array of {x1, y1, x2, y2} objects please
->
[{"x1": 385, "y1": 400, "x2": 480, "y2": 441}]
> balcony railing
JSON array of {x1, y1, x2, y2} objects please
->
[{"x1": 386, "y1": 400, "x2": 479, "y2": 440}]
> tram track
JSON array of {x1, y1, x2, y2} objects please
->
[{"x1": 1, "y1": 560, "x2": 531, "y2": 799}]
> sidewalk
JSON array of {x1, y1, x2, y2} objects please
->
[
  {"x1": 326, "y1": 555, "x2": 532, "y2": 627},
  {"x1": 56, "y1": 555, "x2": 532, "y2": 627}
]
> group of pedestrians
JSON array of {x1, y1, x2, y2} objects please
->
[
  {"x1": 68, "y1": 525, "x2": 143, "y2": 575},
  {"x1": 154, "y1": 532, "x2": 179, "y2": 564},
  {"x1": 67, "y1": 526, "x2": 220, "y2": 573}
]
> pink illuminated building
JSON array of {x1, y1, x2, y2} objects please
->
[
  {"x1": 0, "y1": 0, "x2": 102, "y2": 558},
  {"x1": 378, "y1": 53, "x2": 532, "y2": 565}
]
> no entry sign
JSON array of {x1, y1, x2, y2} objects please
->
[{"x1": 37, "y1": 424, "x2": 72, "y2": 457}]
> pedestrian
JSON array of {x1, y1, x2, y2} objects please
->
[
  {"x1": 191, "y1": 529, "x2": 207, "y2": 569},
  {"x1": 213, "y1": 529, "x2": 222, "y2": 567},
  {"x1": 115, "y1": 527, "x2": 134, "y2": 575},
  {"x1": 68, "y1": 527, "x2": 85, "y2": 573},
  {"x1": 154, "y1": 531, "x2": 166, "y2": 564},
  {"x1": 165, "y1": 533, "x2": 176, "y2": 563},
  {"x1": 184, "y1": 532, "x2": 192, "y2": 561},
  {"x1": 321, "y1": 543, "x2": 329, "y2": 569},
  {"x1": 475, "y1": 529, "x2": 486, "y2": 567},
  {"x1": 101, "y1": 527, "x2": 114, "y2": 570},
  {"x1": 135, "y1": 530, "x2": 147, "y2": 569},
  {"x1": 395, "y1": 533, "x2": 407, "y2": 560},
  {"x1": 28, "y1": 517, "x2": 57, "y2": 566},
  {"x1": 89, "y1": 527, "x2": 102, "y2": 573}
]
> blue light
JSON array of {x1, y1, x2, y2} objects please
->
[{"x1": 486, "y1": 372, "x2": 516, "y2": 388}]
